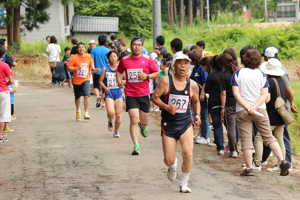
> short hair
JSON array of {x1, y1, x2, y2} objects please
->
[
  {"x1": 119, "y1": 42, "x2": 126, "y2": 47},
  {"x1": 170, "y1": 38, "x2": 182, "y2": 52},
  {"x1": 190, "y1": 45, "x2": 199, "y2": 51},
  {"x1": 196, "y1": 41, "x2": 205, "y2": 49},
  {"x1": 50, "y1": 35, "x2": 57, "y2": 44},
  {"x1": 98, "y1": 35, "x2": 107, "y2": 45},
  {"x1": 164, "y1": 53, "x2": 173, "y2": 59},
  {"x1": 64, "y1": 47, "x2": 71, "y2": 52},
  {"x1": 188, "y1": 50, "x2": 202, "y2": 66},
  {"x1": 199, "y1": 56, "x2": 212, "y2": 73},
  {"x1": 243, "y1": 49, "x2": 261, "y2": 69},
  {"x1": 156, "y1": 35, "x2": 165, "y2": 46},
  {"x1": 240, "y1": 46, "x2": 255, "y2": 64},
  {"x1": 71, "y1": 37, "x2": 78, "y2": 45},
  {"x1": 0, "y1": 38, "x2": 6, "y2": 46},
  {"x1": 46, "y1": 36, "x2": 50, "y2": 40},
  {"x1": 110, "y1": 33, "x2": 117, "y2": 41},
  {"x1": 0, "y1": 46, "x2": 6, "y2": 58},
  {"x1": 76, "y1": 42, "x2": 85, "y2": 49},
  {"x1": 118, "y1": 37, "x2": 124, "y2": 43},
  {"x1": 161, "y1": 58, "x2": 167, "y2": 66},
  {"x1": 107, "y1": 50, "x2": 120, "y2": 60}
]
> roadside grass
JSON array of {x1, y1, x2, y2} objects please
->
[{"x1": 289, "y1": 81, "x2": 300, "y2": 155}]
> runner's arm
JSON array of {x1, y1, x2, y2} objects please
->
[
  {"x1": 99, "y1": 68, "x2": 109, "y2": 93},
  {"x1": 152, "y1": 77, "x2": 177, "y2": 115},
  {"x1": 191, "y1": 80, "x2": 201, "y2": 127},
  {"x1": 6, "y1": 75, "x2": 13, "y2": 86},
  {"x1": 116, "y1": 71, "x2": 123, "y2": 88}
]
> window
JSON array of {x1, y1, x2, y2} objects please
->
[
  {"x1": 269, "y1": 5, "x2": 296, "y2": 18},
  {"x1": 64, "y1": 5, "x2": 69, "y2": 26}
]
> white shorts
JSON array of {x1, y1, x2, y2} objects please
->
[{"x1": 0, "y1": 91, "x2": 11, "y2": 123}]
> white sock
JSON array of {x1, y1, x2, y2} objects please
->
[
  {"x1": 180, "y1": 172, "x2": 190, "y2": 186},
  {"x1": 170, "y1": 160, "x2": 176, "y2": 170},
  {"x1": 77, "y1": 109, "x2": 80, "y2": 112}
]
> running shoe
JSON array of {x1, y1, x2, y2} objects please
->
[
  {"x1": 138, "y1": 121, "x2": 148, "y2": 138},
  {"x1": 76, "y1": 111, "x2": 81, "y2": 121},
  {"x1": 108, "y1": 121, "x2": 113, "y2": 131},
  {"x1": 132, "y1": 144, "x2": 141, "y2": 155},
  {"x1": 167, "y1": 158, "x2": 177, "y2": 181},
  {"x1": 218, "y1": 150, "x2": 224, "y2": 155},
  {"x1": 114, "y1": 131, "x2": 120, "y2": 138},
  {"x1": 230, "y1": 150, "x2": 238, "y2": 158},
  {"x1": 96, "y1": 96, "x2": 101, "y2": 108},
  {"x1": 0, "y1": 137, "x2": 8, "y2": 142},
  {"x1": 84, "y1": 113, "x2": 90, "y2": 120},
  {"x1": 101, "y1": 104, "x2": 106, "y2": 109},
  {"x1": 193, "y1": 135, "x2": 200, "y2": 140},
  {"x1": 180, "y1": 185, "x2": 191, "y2": 193},
  {"x1": 149, "y1": 108, "x2": 154, "y2": 112},
  {"x1": 279, "y1": 161, "x2": 290, "y2": 176},
  {"x1": 4, "y1": 128, "x2": 14, "y2": 132},
  {"x1": 2, "y1": 132, "x2": 7, "y2": 136},
  {"x1": 240, "y1": 168, "x2": 254, "y2": 176},
  {"x1": 195, "y1": 136, "x2": 208, "y2": 144}
]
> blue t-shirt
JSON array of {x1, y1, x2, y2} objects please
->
[
  {"x1": 8, "y1": 84, "x2": 14, "y2": 104},
  {"x1": 91, "y1": 46, "x2": 110, "y2": 75},
  {"x1": 142, "y1": 47, "x2": 148, "y2": 55},
  {"x1": 190, "y1": 65, "x2": 208, "y2": 94}
]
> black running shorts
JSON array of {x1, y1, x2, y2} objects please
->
[
  {"x1": 126, "y1": 96, "x2": 150, "y2": 113},
  {"x1": 161, "y1": 118, "x2": 193, "y2": 140}
]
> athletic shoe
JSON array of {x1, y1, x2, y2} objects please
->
[
  {"x1": 267, "y1": 164, "x2": 280, "y2": 172},
  {"x1": 224, "y1": 145, "x2": 230, "y2": 152},
  {"x1": 84, "y1": 113, "x2": 90, "y2": 120},
  {"x1": 218, "y1": 150, "x2": 224, "y2": 155},
  {"x1": 108, "y1": 121, "x2": 113, "y2": 131},
  {"x1": 167, "y1": 158, "x2": 177, "y2": 181},
  {"x1": 4, "y1": 128, "x2": 14, "y2": 132},
  {"x1": 96, "y1": 96, "x2": 101, "y2": 108},
  {"x1": 69, "y1": 85, "x2": 73, "y2": 88},
  {"x1": 154, "y1": 106, "x2": 160, "y2": 112},
  {"x1": 76, "y1": 111, "x2": 81, "y2": 121},
  {"x1": 208, "y1": 142, "x2": 217, "y2": 147},
  {"x1": 138, "y1": 121, "x2": 148, "y2": 138},
  {"x1": 230, "y1": 150, "x2": 238, "y2": 158},
  {"x1": 149, "y1": 108, "x2": 154, "y2": 112},
  {"x1": 0, "y1": 137, "x2": 8, "y2": 142},
  {"x1": 101, "y1": 104, "x2": 106, "y2": 109},
  {"x1": 253, "y1": 164, "x2": 261, "y2": 172},
  {"x1": 279, "y1": 161, "x2": 290, "y2": 176},
  {"x1": 195, "y1": 136, "x2": 207, "y2": 144},
  {"x1": 180, "y1": 185, "x2": 191, "y2": 193},
  {"x1": 114, "y1": 131, "x2": 120, "y2": 138},
  {"x1": 193, "y1": 135, "x2": 200, "y2": 140},
  {"x1": 261, "y1": 161, "x2": 268, "y2": 166},
  {"x1": 132, "y1": 145, "x2": 141, "y2": 155},
  {"x1": 240, "y1": 168, "x2": 254, "y2": 176}
]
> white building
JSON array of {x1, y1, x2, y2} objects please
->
[
  {"x1": 269, "y1": 0, "x2": 299, "y2": 22},
  {"x1": 21, "y1": 0, "x2": 74, "y2": 41}
]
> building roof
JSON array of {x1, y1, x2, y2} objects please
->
[{"x1": 70, "y1": 15, "x2": 119, "y2": 33}]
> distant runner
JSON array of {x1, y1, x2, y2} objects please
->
[{"x1": 116, "y1": 37, "x2": 159, "y2": 155}]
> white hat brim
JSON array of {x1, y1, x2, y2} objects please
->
[{"x1": 264, "y1": 69, "x2": 285, "y2": 76}]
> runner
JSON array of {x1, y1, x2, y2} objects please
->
[
  {"x1": 116, "y1": 37, "x2": 159, "y2": 155},
  {"x1": 67, "y1": 42, "x2": 100, "y2": 121},
  {"x1": 99, "y1": 50, "x2": 124, "y2": 138},
  {"x1": 91, "y1": 35, "x2": 110, "y2": 109},
  {"x1": 152, "y1": 53, "x2": 201, "y2": 193}
]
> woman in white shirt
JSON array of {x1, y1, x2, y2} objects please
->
[{"x1": 46, "y1": 35, "x2": 61, "y2": 84}]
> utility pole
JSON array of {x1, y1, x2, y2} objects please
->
[
  {"x1": 153, "y1": 0, "x2": 162, "y2": 49},
  {"x1": 297, "y1": 0, "x2": 299, "y2": 23},
  {"x1": 265, "y1": 0, "x2": 267, "y2": 23},
  {"x1": 207, "y1": 0, "x2": 210, "y2": 25}
]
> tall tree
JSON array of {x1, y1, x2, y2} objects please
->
[
  {"x1": 188, "y1": 0, "x2": 192, "y2": 27},
  {"x1": 180, "y1": 0, "x2": 184, "y2": 27},
  {"x1": 170, "y1": 0, "x2": 174, "y2": 31},
  {"x1": 268, "y1": 0, "x2": 280, "y2": 22},
  {"x1": 0, "y1": 0, "x2": 51, "y2": 47},
  {"x1": 200, "y1": 0, "x2": 203, "y2": 26},
  {"x1": 174, "y1": 0, "x2": 177, "y2": 24}
]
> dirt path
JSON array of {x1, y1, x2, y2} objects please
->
[{"x1": 0, "y1": 82, "x2": 300, "y2": 199}]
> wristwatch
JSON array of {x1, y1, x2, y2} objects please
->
[{"x1": 147, "y1": 75, "x2": 149, "y2": 79}]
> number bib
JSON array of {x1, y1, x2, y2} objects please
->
[
  {"x1": 168, "y1": 94, "x2": 189, "y2": 113},
  {"x1": 77, "y1": 62, "x2": 88, "y2": 78},
  {"x1": 106, "y1": 72, "x2": 118, "y2": 89},
  {"x1": 127, "y1": 68, "x2": 143, "y2": 83}
]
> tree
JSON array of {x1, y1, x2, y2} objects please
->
[
  {"x1": 268, "y1": 0, "x2": 280, "y2": 22},
  {"x1": 200, "y1": 0, "x2": 203, "y2": 26},
  {"x1": 73, "y1": 0, "x2": 153, "y2": 38},
  {"x1": 0, "y1": 0, "x2": 51, "y2": 48},
  {"x1": 188, "y1": 0, "x2": 192, "y2": 27},
  {"x1": 180, "y1": 0, "x2": 184, "y2": 27}
]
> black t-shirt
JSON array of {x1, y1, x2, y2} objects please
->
[
  {"x1": 267, "y1": 77, "x2": 287, "y2": 126},
  {"x1": 220, "y1": 68, "x2": 236, "y2": 107},
  {"x1": 159, "y1": 46, "x2": 167, "y2": 54},
  {"x1": 70, "y1": 46, "x2": 78, "y2": 55},
  {"x1": 119, "y1": 51, "x2": 128, "y2": 60},
  {"x1": 2, "y1": 53, "x2": 14, "y2": 69},
  {"x1": 205, "y1": 69, "x2": 224, "y2": 111},
  {"x1": 62, "y1": 54, "x2": 70, "y2": 70},
  {"x1": 113, "y1": 41, "x2": 120, "y2": 52}
]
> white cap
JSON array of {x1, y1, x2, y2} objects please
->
[
  {"x1": 260, "y1": 58, "x2": 285, "y2": 76},
  {"x1": 127, "y1": 48, "x2": 132, "y2": 53},
  {"x1": 172, "y1": 52, "x2": 191, "y2": 66},
  {"x1": 150, "y1": 52, "x2": 158, "y2": 60},
  {"x1": 263, "y1": 47, "x2": 278, "y2": 58},
  {"x1": 89, "y1": 39, "x2": 95, "y2": 44}
]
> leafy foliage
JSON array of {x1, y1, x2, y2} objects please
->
[{"x1": 73, "y1": 0, "x2": 153, "y2": 38}]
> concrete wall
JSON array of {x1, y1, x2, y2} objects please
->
[{"x1": 21, "y1": 0, "x2": 74, "y2": 42}]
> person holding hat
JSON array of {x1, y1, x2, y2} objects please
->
[
  {"x1": 116, "y1": 37, "x2": 159, "y2": 155},
  {"x1": 254, "y1": 58, "x2": 288, "y2": 172},
  {"x1": 151, "y1": 52, "x2": 201, "y2": 193},
  {"x1": 231, "y1": 49, "x2": 290, "y2": 176},
  {"x1": 87, "y1": 40, "x2": 96, "y2": 54}
]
